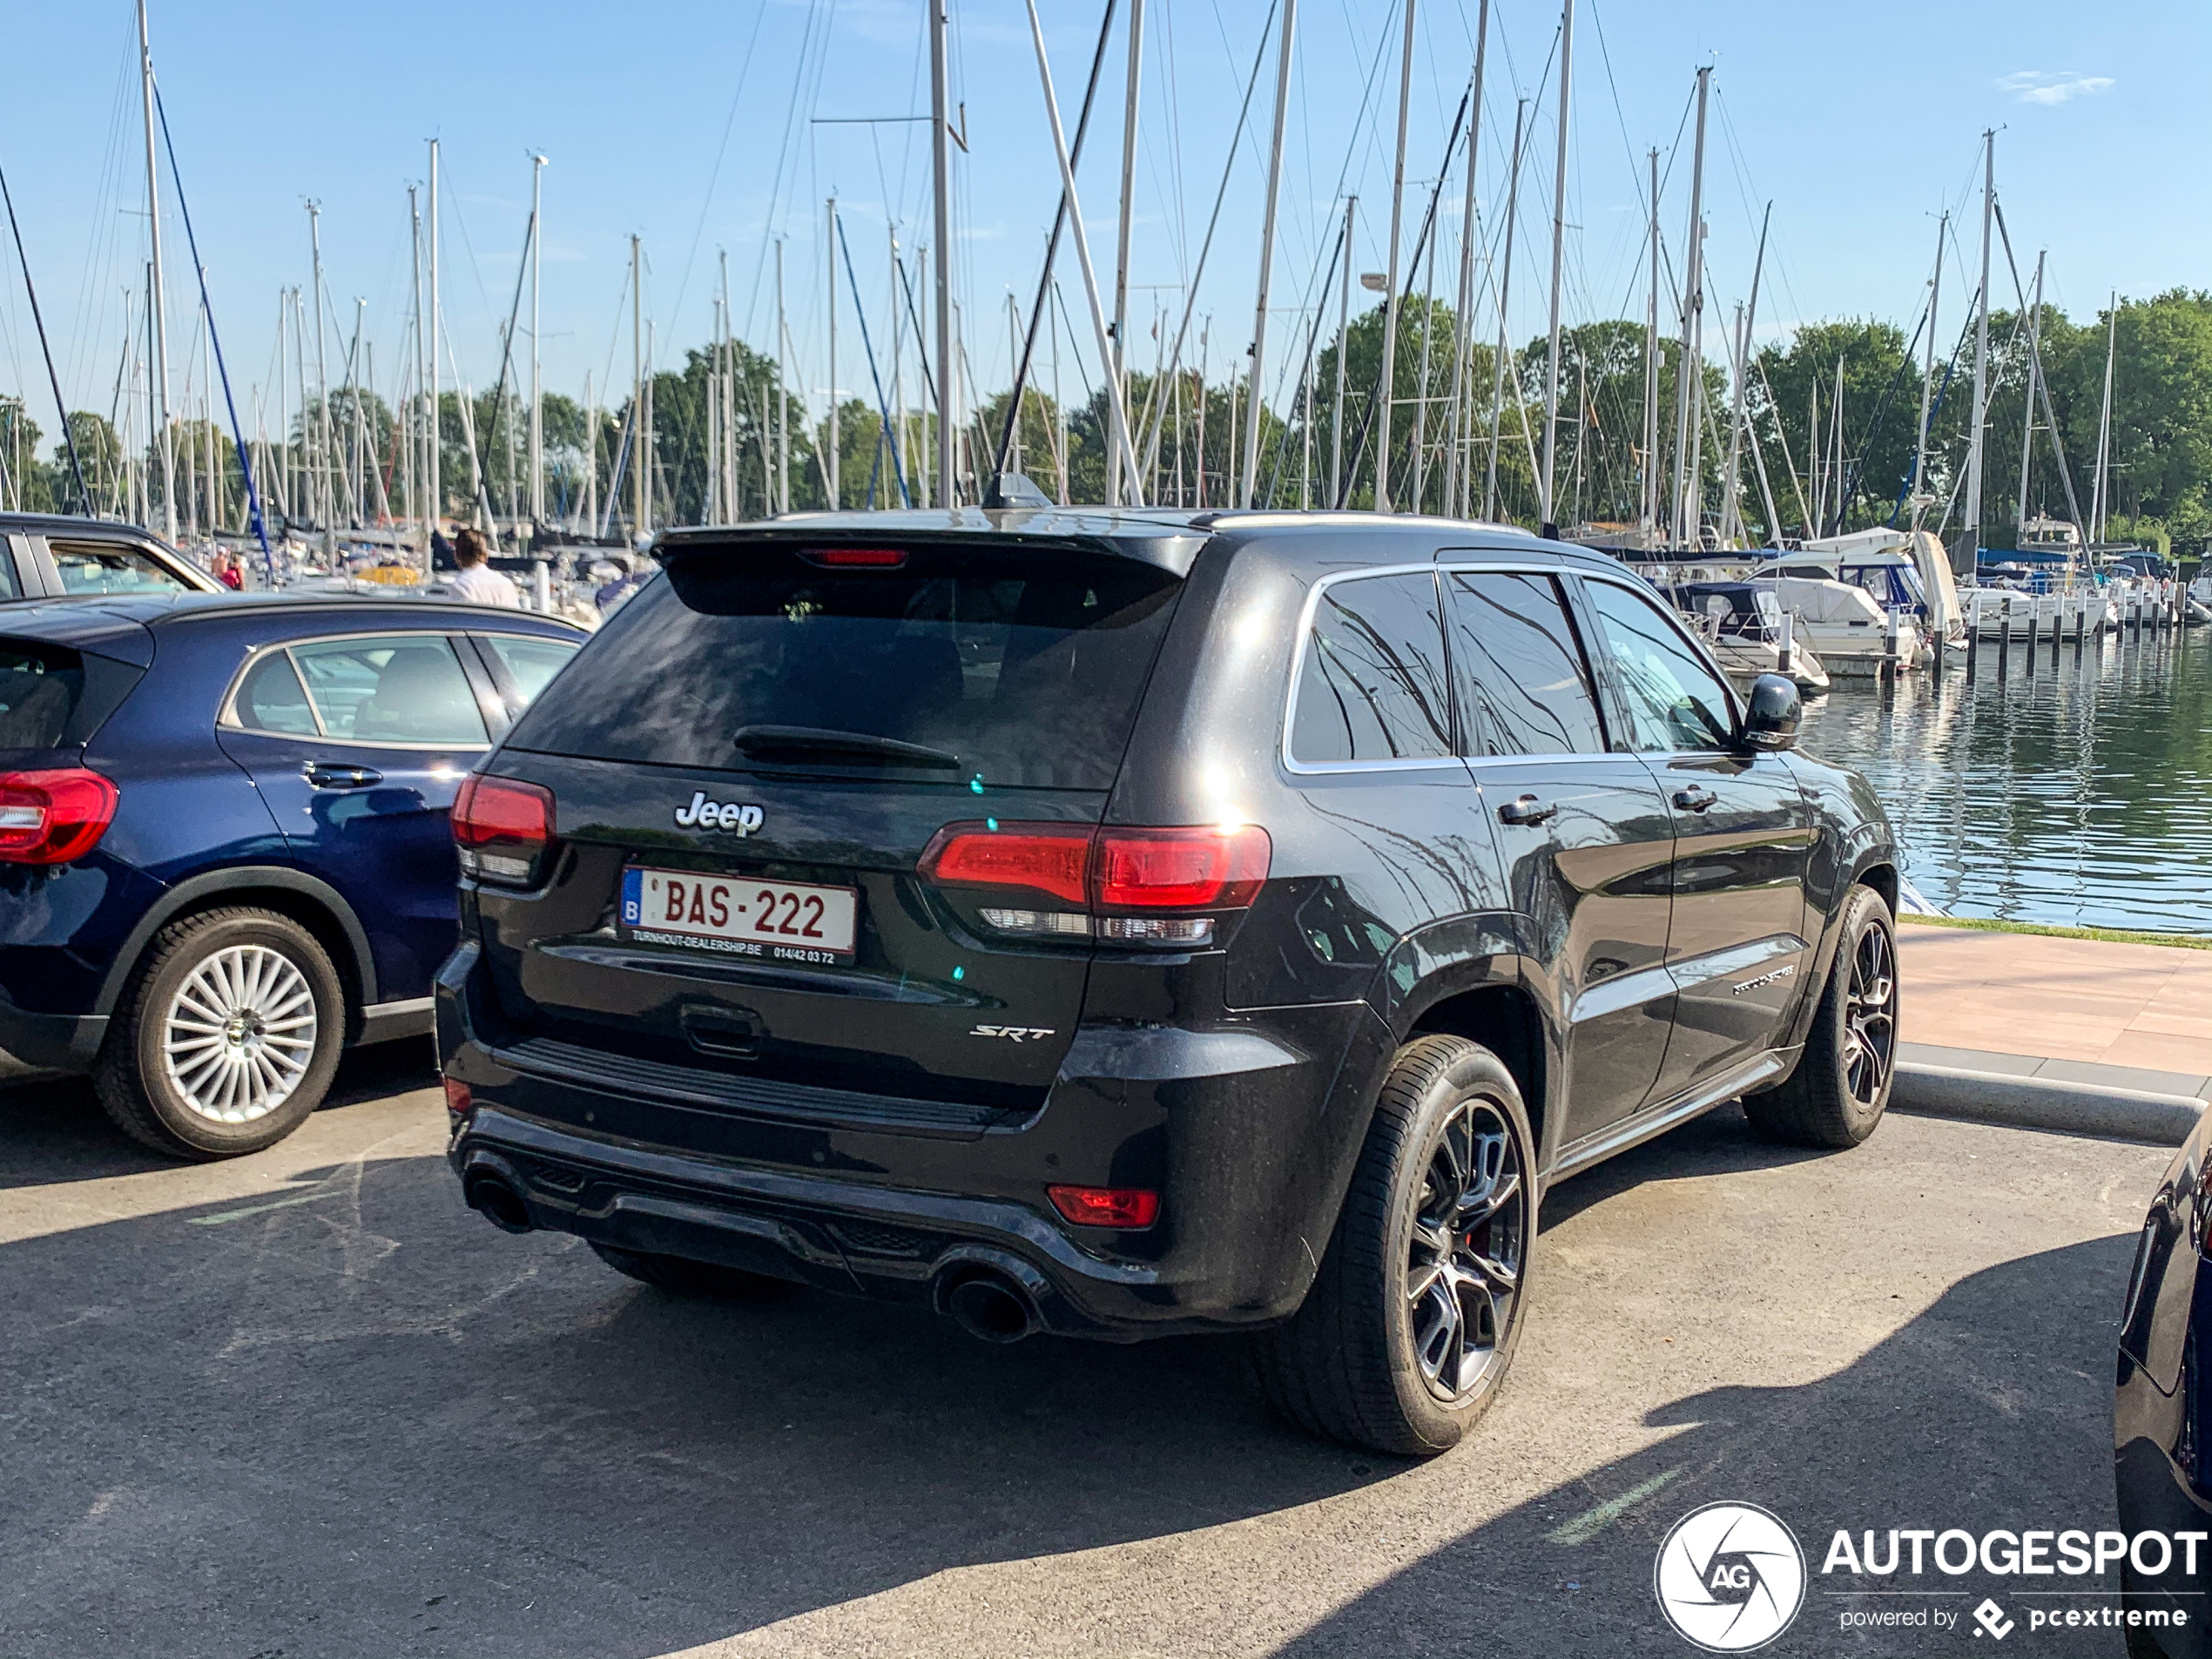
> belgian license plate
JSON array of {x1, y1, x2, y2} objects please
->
[{"x1": 620, "y1": 867, "x2": 858, "y2": 965}]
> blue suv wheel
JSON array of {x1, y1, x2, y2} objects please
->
[{"x1": 95, "y1": 907, "x2": 347, "y2": 1158}]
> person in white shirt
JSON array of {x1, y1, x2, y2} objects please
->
[{"x1": 446, "y1": 527, "x2": 521, "y2": 607}]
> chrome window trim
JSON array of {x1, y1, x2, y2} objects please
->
[
  {"x1": 218, "y1": 629, "x2": 492, "y2": 752},
  {"x1": 1280, "y1": 563, "x2": 1460, "y2": 776}
]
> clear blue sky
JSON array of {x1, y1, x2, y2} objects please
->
[{"x1": 1, "y1": 0, "x2": 2203, "y2": 435}]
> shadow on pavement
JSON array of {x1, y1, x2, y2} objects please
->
[
  {"x1": 0, "y1": 1036, "x2": 440, "y2": 1190},
  {"x1": 1, "y1": 1139, "x2": 1387, "y2": 1658},
  {"x1": 1277, "y1": 1235, "x2": 2138, "y2": 1656}
]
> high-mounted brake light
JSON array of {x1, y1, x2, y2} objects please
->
[
  {"x1": 0, "y1": 768, "x2": 119, "y2": 865},
  {"x1": 805, "y1": 547, "x2": 908, "y2": 569},
  {"x1": 919, "y1": 820, "x2": 1271, "y2": 947},
  {"x1": 452, "y1": 774, "x2": 557, "y2": 887}
]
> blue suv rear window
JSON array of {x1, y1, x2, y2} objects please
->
[
  {"x1": 503, "y1": 543, "x2": 1183, "y2": 791},
  {"x1": 0, "y1": 638, "x2": 142, "y2": 749}
]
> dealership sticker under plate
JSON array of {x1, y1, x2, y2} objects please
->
[{"x1": 620, "y1": 867, "x2": 858, "y2": 965}]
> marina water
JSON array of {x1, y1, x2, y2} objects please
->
[{"x1": 1796, "y1": 626, "x2": 2212, "y2": 935}]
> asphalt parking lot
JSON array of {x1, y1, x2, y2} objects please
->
[{"x1": 0, "y1": 1042, "x2": 2174, "y2": 1658}]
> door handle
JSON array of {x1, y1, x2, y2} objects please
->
[
  {"x1": 305, "y1": 762, "x2": 383, "y2": 790},
  {"x1": 1497, "y1": 793, "x2": 1558, "y2": 826},
  {"x1": 1673, "y1": 785, "x2": 1719, "y2": 813}
]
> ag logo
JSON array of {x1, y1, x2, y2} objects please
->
[{"x1": 1654, "y1": 1502, "x2": 1806, "y2": 1652}]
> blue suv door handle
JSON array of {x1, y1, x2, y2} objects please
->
[
  {"x1": 1672, "y1": 785, "x2": 1718, "y2": 813},
  {"x1": 1498, "y1": 794, "x2": 1558, "y2": 826},
  {"x1": 305, "y1": 762, "x2": 384, "y2": 790}
]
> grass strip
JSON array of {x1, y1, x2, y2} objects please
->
[{"x1": 1898, "y1": 913, "x2": 2212, "y2": 951}]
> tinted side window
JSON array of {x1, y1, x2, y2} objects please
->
[
  {"x1": 291, "y1": 636, "x2": 487, "y2": 746},
  {"x1": 232, "y1": 653, "x2": 319, "y2": 736},
  {"x1": 1444, "y1": 571, "x2": 1605, "y2": 757},
  {"x1": 481, "y1": 635, "x2": 577, "y2": 706},
  {"x1": 1583, "y1": 579, "x2": 1734, "y2": 753},
  {"x1": 1290, "y1": 572, "x2": 1452, "y2": 764},
  {"x1": 51, "y1": 542, "x2": 189, "y2": 596}
]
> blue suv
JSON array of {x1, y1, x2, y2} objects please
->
[{"x1": 0, "y1": 590, "x2": 581, "y2": 1157}]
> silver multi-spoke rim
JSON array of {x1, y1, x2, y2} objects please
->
[
  {"x1": 160, "y1": 945, "x2": 319, "y2": 1123},
  {"x1": 1406, "y1": 1098, "x2": 1527, "y2": 1401},
  {"x1": 1841, "y1": 921, "x2": 1897, "y2": 1107}
]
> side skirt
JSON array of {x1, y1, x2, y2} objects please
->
[{"x1": 1544, "y1": 1049, "x2": 1788, "y2": 1186}]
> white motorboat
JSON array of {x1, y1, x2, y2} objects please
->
[
  {"x1": 1745, "y1": 575, "x2": 1922, "y2": 672},
  {"x1": 1672, "y1": 581, "x2": 1831, "y2": 693}
]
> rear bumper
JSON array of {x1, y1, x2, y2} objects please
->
[
  {"x1": 435, "y1": 940, "x2": 1387, "y2": 1339},
  {"x1": 0, "y1": 991, "x2": 105, "y2": 1078}
]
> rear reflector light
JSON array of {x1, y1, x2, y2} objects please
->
[
  {"x1": 1048, "y1": 1185, "x2": 1160, "y2": 1229},
  {"x1": 806, "y1": 546, "x2": 908, "y2": 568},
  {"x1": 452, "y1": 774, "x2": 556, "y2": 887},
  {"x1": 0, "y1": 768, "x2": 119, "y2": 865}
]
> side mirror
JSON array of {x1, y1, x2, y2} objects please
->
[{"x1": 1739, "y1": 673, "x2": 1802, "y2": 752}]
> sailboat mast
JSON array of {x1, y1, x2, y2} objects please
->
[
  {"x1": 1537, "y1": 0, "x2": 1573, "y2": 530},
  {"x1": 1669, "y1": 65, "x2": 1710, "y2": 547},
  {"x1": 2092, "y1": 291, "x2": 2116, "y2": 544},
  {"x1": 1639, "y1": 147, "x2": 1659, "y2": 537},
  {"x1": 1445, "y1": 0, "x2": 1488, "y2": 519},
  {"x1": 408, "y1": 185, "x2": 425, "y2": 551},
  {"x1": 1718, "y1": 202, "x2": 1768, "y2": 547},
  {"x1": 2015, "y1": 249, "x2": 2044, "y2": 536},
  {"x1": 308, "y1": 202, "x2": 333, "y2": 532},
  {"x1": 138, "y1": 0, "x2": 174, "y2": 538},
  {"x1": 1374, "y1": 0, "x2": 1420, "y2": 512},
  {"x1": 1908, "y1": 212, "x2": 1945, "y2": 523},
  {"x1": 776, "y1": 239, "x2": 790, "y2": 513},
  {"x1": 1959, "y1": 131, "x2": 1994, "y2": 571},
  {"x1": 529, "y1": 154, "x2": 546, "y2": 528},
  {"x1": 1108, "y1": 0, "x2": 1144, "y2": 507},
  {"x1": 1481, "y1": 99, "x2": 1527, "y2": 523},
  {"x1": 1330, "y1": 196, "x2": 1354, "y2": 509},
  {"x1": 1240, "y1": 0, "x2": 1296, "y2": 509},
  {"x1": 929, "y1": 0, "x2": 955, "y2": 508},
  {"x1": 427, "y1": 138, "x2": 441, "y2": 536},
  {"x1": 825, "y1": 199, "x2": 839, "y2": 509},
  {"x1": 631, "y1": 233, "x2": 646, "y2": 536}
]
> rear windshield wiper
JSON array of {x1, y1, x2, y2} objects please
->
[{"x1": 732, "y1": 725, "x2": 961, "y2": 770}]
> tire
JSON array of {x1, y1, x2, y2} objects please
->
[
  {"x1": 1251, "y1": 1034, "x2": 1536, "y2": 1456},
  {"x1": 1743, "y1": 884, "x2": 1898, "y2": 1149},
  {"x1": 94, "y1": 907, "x2": 346, "y2": 1160},
  {"x1": 588, "y1": 1243, "x2": 777, "y2": 1298}
]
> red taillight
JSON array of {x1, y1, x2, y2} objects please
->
[
  {"x1": 919, "y1": 823, "x2": 1093, "y2": 907},
  {"x1": 0, "y1": 768, "x2": 118, "y2": 865},
  {"x1": 1094, "y1": 826, "x2": 1271, "y2": 910},
  {"x1": 806, "y1": 546, "x2": 907, "y2": 568},
  {"x1": 442, "y1": 1076, "x2": 473, "y2": 1119},
  {"x1": 452, "y1": 774, "x2": 556, "y2": 887},
  {"x1": 1049, "y1": 1185, "x2": 1160, "y2": 1229},
  {"x1": 918, "y1": 820, "x2": 1271, "y2": 947}
]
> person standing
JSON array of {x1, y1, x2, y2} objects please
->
[{"x1": 446, "y1": 528, "x2": 520, "y2": 607}]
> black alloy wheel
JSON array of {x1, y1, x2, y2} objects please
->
[
  {"x1": 1251, "y1": 1034, "x2": 1538, "y2": 1455},
  {"x1": 1407, "y1": 1096, "x2": 1527, "y2": 1402},
  {"x1": 1839, "y1": 915, "x2": 1898, "y2": 1109},
  {"x1": 1744, "y1": 883, "x2": 1898, "y2": 1149}
]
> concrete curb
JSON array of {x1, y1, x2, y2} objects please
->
[{"x1": 1892, "y1": 1062, "x2": 2205, "y2": 1146}]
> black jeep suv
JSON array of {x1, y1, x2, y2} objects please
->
[{"x1": 438, "y1": 509, "x2": 1899, "y2": 1455}]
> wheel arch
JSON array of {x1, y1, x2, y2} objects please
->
[
  {"x1": 1401, "y1": 977, "x2": 1554, "y2": 1171},
  {"x1": 94, "y1": 867, "x2": 378, "y2": 1037}
]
